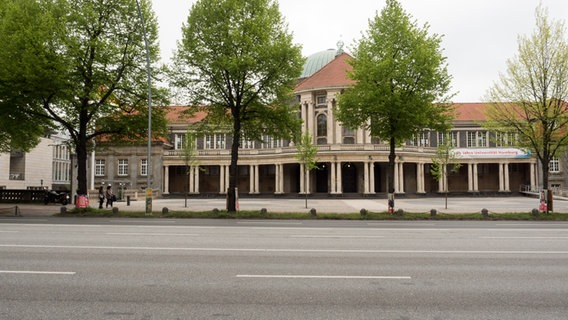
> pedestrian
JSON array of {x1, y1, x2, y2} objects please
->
[
  {"x1": 106, "y1": 185, "x2": 114, "y2": 208},
  {"x1": 98, "y1": 186, "x2": 104, "y2": 209}
]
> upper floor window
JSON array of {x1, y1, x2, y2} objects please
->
[
  {"x1": 409, "y1": 131, "x2": 430, "y2": 147},
  {"x1": 95, "y1": 159, "x2": 105, "y2": 176},
  {"x1": 343, "y1": 127, "x2": 355, "y2": 144},
  {"x1": 467, "y1": 131, "x2": 487, "y2": 148},
  {"x1": 496, "y1": 132, "x2": 516, "y2": 147},
  {"x1": 240, "y1": 136, "x2": 254, "y2": 149},
  {"x1": 438, "y1": 132, "x2": 459, "y2": 147},
  {"x1": 316, "y1": 95, "x2": 326, "y2": 105},
  {"x1": 205, "y1": 134, "x2": 226, "y2": 149},
  {"x1": 317, "y1": 114, "x2": 327, "y2": 137},
  {"x1": 174, "y1": 133, "x2": 184, "y2": 150},
  {"x1": 550, "y1": 157, "x2": 560, "y2": 173},
  {"x1": 261, "y1": 135, "x2": 282, "y2": 149},
  {"x1": 118, "y1": 159, "x2": 128, "y2": 176}
]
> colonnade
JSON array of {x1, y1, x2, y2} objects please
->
[{"x1": 162, "y1": 160, "x2": 538, "y2": 195}]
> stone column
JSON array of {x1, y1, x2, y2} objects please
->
[
  {"x1": 327, "y1": 99, "x2": 334, "y2": 144},
  {"x1": 300, "y1": 164, "x2": 305, "y2": 194},
  {"x1": 219, "y1": 165, "x2": 225, "y2": 194},
  {"x1": 364, "y1": 161, "x2": 370, "y2": 194},
  {"x1": 499, "y1": 163, "x2": 505, "y2": 192},
  {"x1": 254, "y1": 165, "x2": 259, "y2": 194},
  {"x1": 330, "y1": 161, "x2": 337, "y2": 194},
  {"x1": 307, "y1": 102, "x2": 315, "y2": 136},
  {"x1": 417, "y1": 163, "x2": 425, "y2": 193},
  {"x1": 530, "y1": 162, "x2": 536, "y2": 190},
  {"x1": 249, "y1": 165, "x2": 255, "y2": 194},
  {"x1": 189, "y1": 166, "x2": 195, "y2": 193},
  {"x1": 504, "y1": 162, "x2": 510, "y2": 192},
  {"x1": 369, "y1": 161, "x2": 375, "y2": 194},
  {"x1": 473, "y1": 163, "x2": 479, "y2": 191},
  {"x1": 468, "y1": 163, "x2": 473, "y2": 192},
  {"x1": 194, "y1": 166, "x2": 200, "y2": 194},
  {"x1": 163, "y1": 165, "x2": 169, "y2": 194},
  {"x1": 336, "y1": 162, "x2": 343, "y2": 194},
  {"x1": 301, "y1": 102, "x2": 307, "y2": 134}
]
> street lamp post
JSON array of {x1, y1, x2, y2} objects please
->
[{"x1": 135, "y1": 0, "x2": 153, "y2": 215}]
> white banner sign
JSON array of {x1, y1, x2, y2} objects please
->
[{"x1": 451, "y1": 148, "x2": 531, "y2": 159}]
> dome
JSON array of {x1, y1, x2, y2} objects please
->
[{"x1": 300, "y1": 49, "x2": 337, "y2": 78}]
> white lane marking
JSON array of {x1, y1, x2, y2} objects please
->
[
  {"x1": 2, "y1": 244, "x2": 568, "y2": 255},
  {"x1": 0, "y1": 231, "x2": 18, "y2": 233},
  {"x1": 0, "y1": 270, "x2": 75, "y2": 275},
  {"x1": 106, "y1": 233, "x2": 197, "y2": 236},
  {"x1": 236, "y1": 275, "x2": 411, "y2": 279},
  {"x1": 237, "y1": 221, "x2": 303, "y2": 225},
  {"x1": 291, "y1": 235, "x2": 385, "y2": 239},
  {"x1": 481, "y1": 236, "x2": 568, "y2": 239}
]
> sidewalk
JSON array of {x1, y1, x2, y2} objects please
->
[{"x1": 1, "y1": 196, "x2": 566, "y2": 217}]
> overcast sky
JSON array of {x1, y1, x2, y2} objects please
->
[{"x1": 151, "y1": 0, "x2": 568, "y2": 102}]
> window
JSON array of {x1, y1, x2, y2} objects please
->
[
  {"x1": 140, "y1": 159, "x2": 147, "y2": 176},
  {"x1": 240, "y1": 136, "x2": 254, "y2": 149},
  {"x1": 550, "y1": 158, "x2": 560, "y2": 173},
  {"x1": 118, "y1": 159, "x2": 129, "y2": 176},
  {"x1": 496, "y1": 132, "x2": 516, "y2": 147},
  {"x1": 204, "y1": 134, "x2": 226, "y2": 149},
  {"x1": 343, "y1": 127, "x2": 355, "y2": 144},
  {"x1": 410, "y1": 131, "x2": 430, "y2": 146},
  {"x1": 316, "y1": 95, "x2": 326, "y2": 105},
  {"x1": 467, "y1": 131, "x2": 487, "y2": 147},
  {"x1": 317, "y1": 114, "x2": 327, "y2": 137},
  {"x1": 261, "y1": 135, "x2": 282, "y2": 149},
  {"x1": 95, "y1": 159, "x2": 105, "y2": 176},
  {"x1": 175, "y1": 134, "x2": 184, "y2": 150},
  {"x1": 438, "y1": 132, "x2": 458, "y2": 147}
]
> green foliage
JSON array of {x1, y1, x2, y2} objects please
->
[
  {"x1": 172, "y1": 0, "x2": 303, "y2": 143},
  {"x1": 0, "y1": 0, "x2": 169, "y2": 194},
  {"x1": 181, "y1": 128, "x2": 201, "y2": 174},
  {"x1": 336, "y1": 0, "x2": 454, "y2": 143},
  {"x1": 335, "y1": 0, "x2": 454, "y2": 198},
  {"x1": 172, "y1": 0, "x2": 304, "y2": 211},
  {"x1": 430, "y1": 132, "x2": 462, "y2": 185},
  {"x1": 295, "y1": 131, "x2": 319, "y2": 172},
  {"x1": 485, "y1": 4, "x2": 568, "y2": 189}
]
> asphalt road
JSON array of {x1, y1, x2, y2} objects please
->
[{"x1": 1, "y1": 219, "x2": 568, "y2": 319}]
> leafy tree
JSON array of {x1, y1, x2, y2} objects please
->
[
  {"x1": 172, "y1": 0, "x2": 303, "y2": 212},
  {"x1": 336, "y1": 0, "x2": 454, "y2": 210},
  {"x1": 0, "y1": 0, "x2": 168, "y2": 195},
  {"x1": 295, "y1": 131, "x2": 319, "y2": 208},
  {"x1": 485, "y1": 4, "x2": 568, "y2": 191},
  {"x1": 430, "y1": 132, "x2": 462, "y2": 209}
]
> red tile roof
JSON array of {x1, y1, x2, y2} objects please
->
[
  {"x1": 295, "y1": 52, "x2": 356, "y2": 92},
  {"x1": 165, "y1": 106, "x2": 207, "y2": 124},
  {"x1": 453, "y1": 103, "x2": 488, "y2": 121}
]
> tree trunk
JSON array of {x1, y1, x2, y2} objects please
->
[
  {"x1": 227, "y1": 111, "x2": 241, "y2": 212},
  {"x1": 75, "y1": 136, "x2": 88, "y2": 196},
  {"x1": 388, "y1": 136, "x2": 396, "y2": 210}
]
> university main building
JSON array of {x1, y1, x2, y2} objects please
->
[{"x1": 93, "y1": 47, "x2": 551, "y2": 199}]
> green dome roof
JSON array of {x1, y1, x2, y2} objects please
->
[{"x1": 300, "y1": 49, "x2": 337, "y2": 78}]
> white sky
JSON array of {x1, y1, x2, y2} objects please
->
[{"x1": 151, "y1": 0, "x2": 568, "y2": 102}]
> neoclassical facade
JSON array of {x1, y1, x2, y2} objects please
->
[
  {"x1": 156, "y1": 49, "x2": 540, "y2": 198},
  {"x1": 89, "y1": 48, "x2": 561, "y2": 198}
]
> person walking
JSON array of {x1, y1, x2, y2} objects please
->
[
  {"x1": 105, "y1": 185, "x2": 114, "y2": 208},
  {"x1": 98, "y1": 186, "x2": 105, "y2": 209}
]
